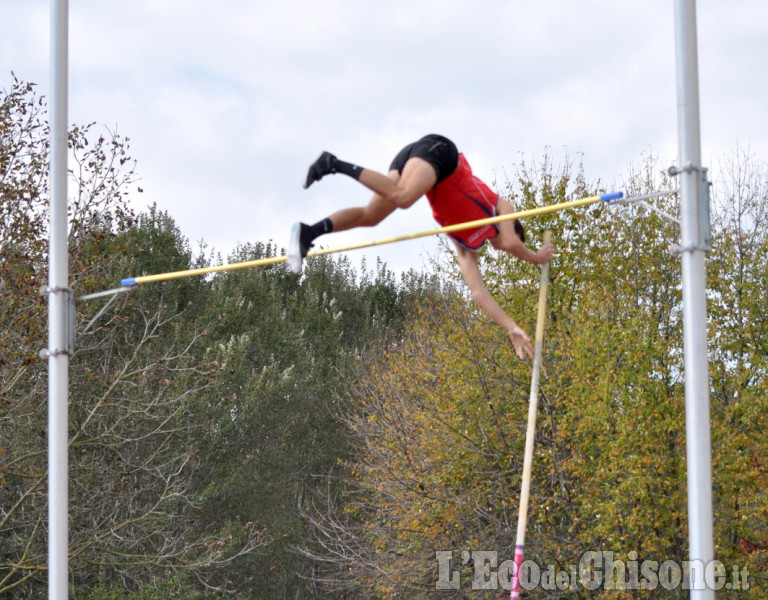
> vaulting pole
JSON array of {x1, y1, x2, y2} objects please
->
[
  {"x1": 510, "y1": 232, "x2": 552, "y2": 599},
  {"x1": 673, "y1": 1, "x2": 715, "y2": 598},
  {"x1": 47, "y1": 1, "x2": 70, "y2": 599}
]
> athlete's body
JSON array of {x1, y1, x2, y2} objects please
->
[{"x1": 288, "y1": 134, "x2": 554, "y2": 359}]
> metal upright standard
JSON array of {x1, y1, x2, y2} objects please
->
[
  {"x1": 673, "y1": 1, "x2": 715, "y2": 598},
  {"x1": 47, "y1": 1, "x2": 70, "y2": 600},
  {"x1": 510, "y1": 232, "x2": 552, "y2": 600},
  {"x1": 43, "y1": 5, "x2": 713, "y2": 600}
]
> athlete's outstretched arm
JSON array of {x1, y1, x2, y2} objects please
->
[{"x1": 453, "y1": 243, "x2": 534, "y2": 359}]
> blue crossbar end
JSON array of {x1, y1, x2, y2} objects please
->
[
  {"x1": 120, "y1": 278, "x2": 137, "y2": 287},
  {"x1": 600, "y1": 191, "x2": 624, "y2": 202}
]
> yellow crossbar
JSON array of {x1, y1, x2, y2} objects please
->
[{"x1": 121, "y1": 192, "x2": 620, "y2": 286}]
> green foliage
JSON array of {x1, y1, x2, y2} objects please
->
[
  {"x1": 1, "y1": 75, "x2": 145, "y2": 597},
  {"x1": 706, "y1": 147, "x2": 768, "y2": 592},
  {"x1": 1, "y1": 75, "x2": 440, "y2": 599},
  {"x1": 307, "y1": 151, "x2": 768, "y2": 599},
  {"x1": 4, "y1": 71, "x2": 767, "y2": 599},
  {"x1": 186, "y1": 243, "x2": 440, "y2": 597},
  {"x1": 80, "y1": 573, "x2": 221, "y2": 600}
]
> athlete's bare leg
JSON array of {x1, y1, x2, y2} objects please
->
[
  {"x1": 326, "y1": 157, "x2": 438, "y2": 232},
  {"x1": 289, "y1": 155, "x2": 440, "y2": 273},
  {"x1": 357, "y1": 157, "x2": 437, "y2": 209},
  {"x1": 324, "y1": 171, "x2": 401, "y2": 232}
]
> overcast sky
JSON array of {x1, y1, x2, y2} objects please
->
[{"x1": 2, "y1": 0, "x2": 766, "y2": 276}]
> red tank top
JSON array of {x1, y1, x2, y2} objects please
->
[{"x1": 426, "y1": 153, "x2": 499, "y2": 250}]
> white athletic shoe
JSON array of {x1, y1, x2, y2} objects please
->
[{"x1": 287, "y1": 222, "x2": 306, "y2": 274}]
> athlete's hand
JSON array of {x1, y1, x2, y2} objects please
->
[
  {"x1": 534, "y1": 242, "x2": 554, "y2": 265},
  {"x1": 507, "y1": 326, "x2": 534, "y2": 360}
]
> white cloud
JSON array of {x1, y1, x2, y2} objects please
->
[{"x1": 2, "y1": 0, "x2": 767, "y2": 279}]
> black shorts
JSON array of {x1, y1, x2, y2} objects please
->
[{"x1": 388, "y1": 134, "x2": 459, "y2": 184}]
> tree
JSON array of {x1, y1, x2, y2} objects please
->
[
  {"x1": 1, "y1": 74, "x2": 444, "y2": 599},
  {"x1": 304, "y1": 150, "x2": 767, "y2": 598},
  {"x1": 0, "y1": 77, "x2": 261, "y2": 599},
  {"x1": 1, "y1": 74, "x2": 66, "y2": 596},
  {"x1": 186, "y1": 240, "x2": 443, "y2": 598},
  {"x1": 707, "y1": 147, "x2": 768, "y2": 592}
]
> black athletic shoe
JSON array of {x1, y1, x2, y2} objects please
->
[
  {"x1": 303, "y1": 151, "x2": 336, "y2": 189},
  {"x1": 287, "y1": 222, "x2": 314, "y2": 273}
]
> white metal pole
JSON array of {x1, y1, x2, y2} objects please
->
[
  {"x1": 672, "y1": 1, "x2": 715, "y2": 598},
  {"x1": 48, "y1": 1, "x2": 69, "y2": 599}
]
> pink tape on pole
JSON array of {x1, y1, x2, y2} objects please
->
[{"x1": 510, "y1": 545, "x2": 524, "y2": 599}]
